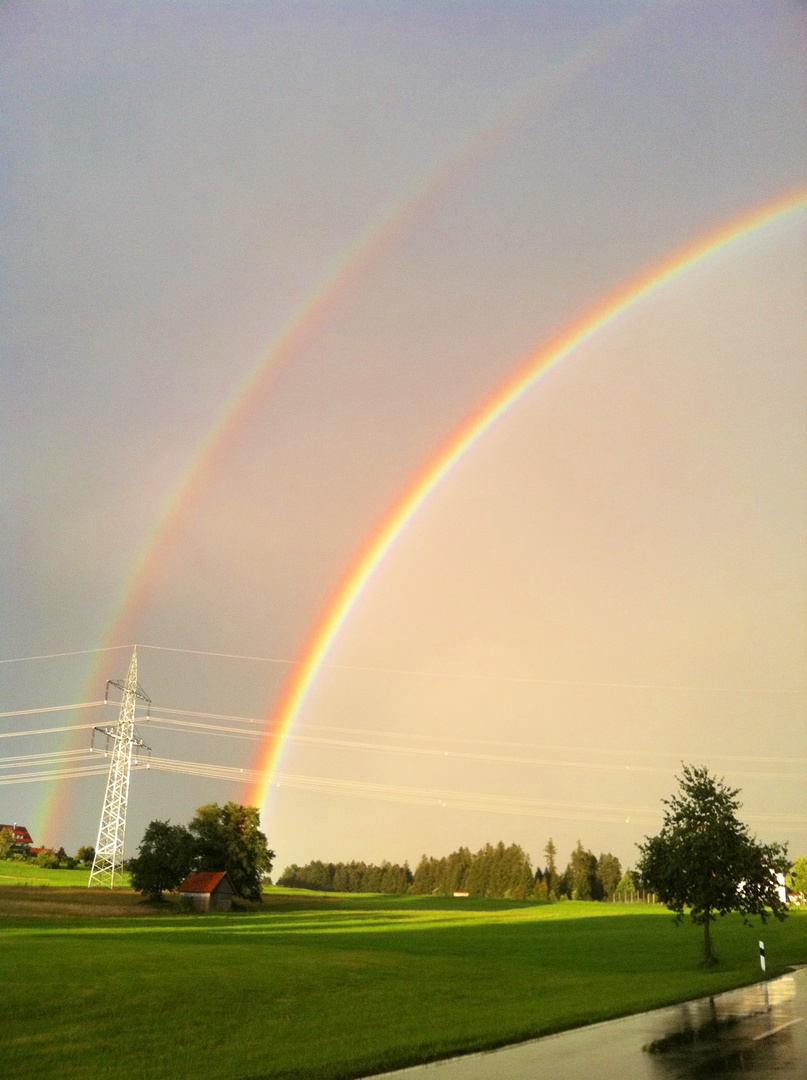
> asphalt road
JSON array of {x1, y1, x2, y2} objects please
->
[{"x1": 369, "y1": 967, "x2": 807, "y2": 1079}]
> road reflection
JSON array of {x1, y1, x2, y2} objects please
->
[{"x1": 646, "y1": 970, "x2": 804, "y2": 1079}]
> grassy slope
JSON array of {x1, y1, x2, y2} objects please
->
[
  {"x1": 2, "y1": 891, "x2": 805, "y2": 1080},
  {"x1": 0, "y1": 862, "x2": 127, "y2": 887}
]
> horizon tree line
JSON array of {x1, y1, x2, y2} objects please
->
[{"x1": 278, "y1": 838, "x2": 631, "y2": 900}]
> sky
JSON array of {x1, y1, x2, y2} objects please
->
[{"x1": 1, "y1": 0, "x2": 805, "y2": 876}]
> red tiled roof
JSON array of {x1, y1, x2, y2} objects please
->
[
  {"x1": 179, "y1": 871, "x2": 227, "y2": 894},
  {"x1": 0, "y1": 824, "x2": 33, "y2": 845}
]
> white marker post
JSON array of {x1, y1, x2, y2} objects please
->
[{"x1": 759, "y1": 941, "x2": 770, "y2": 1012}]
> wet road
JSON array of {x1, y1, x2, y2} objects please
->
[{"x1": 369, "y1": 967, "x2": 807, "y2": 1079}]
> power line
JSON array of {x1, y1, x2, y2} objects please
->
[
  {"x1": 4, "y1": 707, "x2": 798, "y2": 783},
  {"x1": 146, "y1": 704, "x2": 807, "y2": 768},
  {"x1": 1, "y1": 701, "x2": 805, "y2": 775},
  {"x1": 0, "y1": 646, "x2": 132, "y2": 665},
  {"x1": 144, "y1": 715, "x2": 807, "y2": 781},
  {"x1": 0, "y1": 701, "x2": 104, "y2": 719},
  {"x1": 0, "y1": 722, "x2": 98, "y2": 740},
  {"x1": 139, "y1": 704, "x2": 807, "y2": 766},
  {"x1": 129, "y1": 645, "x2": 807, "y2": 694},
  {"x1": 0, "y1": 748, "x2": 95, "y2": 768},
  {"x1": 2, "y1": 640, "x2": 805, "y2": 694},
  {"x1": 0, "y1": 764, "x2": 111, "y2": 786},
  {"x1": 1, "y1": 752, "x2": 804, "y2": 830}
]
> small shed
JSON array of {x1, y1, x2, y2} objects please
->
[{"x1": 179, "y1": 871, "x2": 234, "y2": 912}]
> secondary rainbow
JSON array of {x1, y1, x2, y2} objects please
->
[
  {"x1": 36, "y1": 17, "x2": 643, "y2": 842},
  {"x1": 249, "y1": 188, "x2": 807, "y2": 812}
]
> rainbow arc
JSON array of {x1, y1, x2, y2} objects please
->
[{"x1": 248, "y1": 188, "x2": 807, "y2": 813}]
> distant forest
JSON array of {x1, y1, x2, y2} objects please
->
[{"x1": 277, "y1": 840, "x2": 635, "y2": 901}]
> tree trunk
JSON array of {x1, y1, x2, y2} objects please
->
[{"x1": 703, "y1": 909, "x2": 712, "y2": 963}]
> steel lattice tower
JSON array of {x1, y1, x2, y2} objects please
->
[{"x1": 88, "y1": 646, "x2": 150, "y2": 888}]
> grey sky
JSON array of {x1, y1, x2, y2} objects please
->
[{"x1": 1, "y1": 1, "x2": 805, "y2": 872}]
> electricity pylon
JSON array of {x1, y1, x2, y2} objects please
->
[{"x1": 88, "y1": 646, "x2": 151, "y2": 888}]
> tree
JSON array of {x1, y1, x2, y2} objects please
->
[
  {"x1": 787, "y1": 856, "x2": 807, "y2": 898},
  {"x1": 35, "y1": 849, "x2": 60, "y2": 869},
  {"x1": 0, "y1": 827, "x2": 14, "y2": 860},
  {"x1": 544, "y1": 838, "x2": 557, "y2": 898},
  {"x1": 614, "y1": 870, "x2": 635, "y2": 900},
  {"x1": 565, "y1": 841, "x2": 599, "y2": 900},
  {"x1": 637, "y1": 765, "x2": 789, "y2": 963},
  {"x1": 596, "y1": 853, "x2": 622, "y2": 899},
  {"x1": 129, "y1": 820, "x2": 195, "y2": 901},
  {"x1": 76, "y1": 845, "x2": 95, "y2": 867},
  {"x1": 189, "y1": 802, "x2": 274, "y2": 902}
]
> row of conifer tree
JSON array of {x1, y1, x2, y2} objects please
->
[{"x1": 277, "y1": 840, "x2": 638, "y2": 900}]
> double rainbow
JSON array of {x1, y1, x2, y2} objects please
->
[{"x1": 36, "y1": 14, "x2": 648, "y2": 840}]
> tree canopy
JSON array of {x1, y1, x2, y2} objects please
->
[
  {"x1": 129, "y1": 820, "x2": 195, "y2": 901},
  {"x1": 637, "y1": 764, "x2": 789, "y2": 962},
  {"x1": 0, "y1": 827, "x2": 14, "y2": 859},
  {"x1": 614, "y1": 870, "x2": 636, "y2": 899},
  {"x1": 75, "y1": 845, "x2": 95, "y2": 867},
  {"x1": 279, "y1": 859, "x2": 413, "y2": 894},
  {"x1": 788, "y1": 856, "x2": 807, "y2": 897},
  {"x1": 189, "y1": 802, "x2": 274, "y2": 902},
  {"x1": 596, "y1": 853, "x2": 622, "y2": 899},
  {"x1": 129, "y1": 803, "x2": 273, "y2": 903},
  {"x1": 564, "y1": 841, "x2": 599, "y2": 900},
  {"x1": 543, "y1": 838, "x2": 558, "y2": 898},
  {"x1": 410, "y1": 842, "x2": 534, "y2": 898}
]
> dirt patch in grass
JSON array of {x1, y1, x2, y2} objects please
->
[
  {"x1": 0, "y1": 886, "x2": 267, "y2": 919},
  {"x1": 0, "y1": 887, "x2": 175, "y2": 918}
]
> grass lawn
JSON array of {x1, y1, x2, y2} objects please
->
[
  {"x1": 0, "y1": 861, "x2": 120, "y2": 887},
  {"x1": 2, "y1": 889, "x2": 805, "y2": 1080}
]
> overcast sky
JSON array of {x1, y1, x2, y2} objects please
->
[{"x1": 1, "y1": 1, "x2": 805, "y2": 874}]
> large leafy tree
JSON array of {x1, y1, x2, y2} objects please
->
[
  {"x1": 129, "y1": 820, "x2": 195, "y2": 901},
  {"x1": 788, "y1": 856, "x2": 807, "y2": 897},
  {"x1": 75, "y1": 845, "x2": 95, "y2": 867},
  {"x1": 637, "y1": 765, "x2": 789, "y2": 963},
  {"x1": 0, "y1": 827, "x2": 14, "y2": 859},
  {"x1": 189, "y1": 802, "x2": 274, "y2": 902}
]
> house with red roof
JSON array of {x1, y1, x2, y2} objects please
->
[
  {"x1": 178, "y1": 871, "x2": 234, "y2": 912},
  {"x1": 0, "y1": 823, "x2": 34, "y2": 853}
]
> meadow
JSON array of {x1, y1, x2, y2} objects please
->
[
  {"x1": 2, "y1": 887, "x2": 805, "y2": 1080},
  {"x1": 0, "y1": 860, "x2": 98, "y2": 888}
]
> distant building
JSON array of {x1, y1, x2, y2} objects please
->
[
  {"x1": 178, "y1": 871, "x2": 234, "y2": 912},
  {"x1": 776, "y1": 873, "x2": 787, "y2": 904},
  {"x1": 0, "y1": 823, "x2": 34, "y2": 853}
]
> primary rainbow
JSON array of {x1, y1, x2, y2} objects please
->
[{"x1": 249, "y1": 188, "x2": 807, "y2": 813}]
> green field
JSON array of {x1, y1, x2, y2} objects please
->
[
  {"x1": 0, "y1": 861, "x2": 98, "y2": 887},
  {"x1": 2, "y1": 888, "x2": 805, "y2": 1080}
]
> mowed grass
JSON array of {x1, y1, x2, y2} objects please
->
[
  {"x1": 2, "y1": 890, "x2": 805, "y2": 1080},
  {"x1": 0, "y1": 861, "x2": 113, "y2": 887}
]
